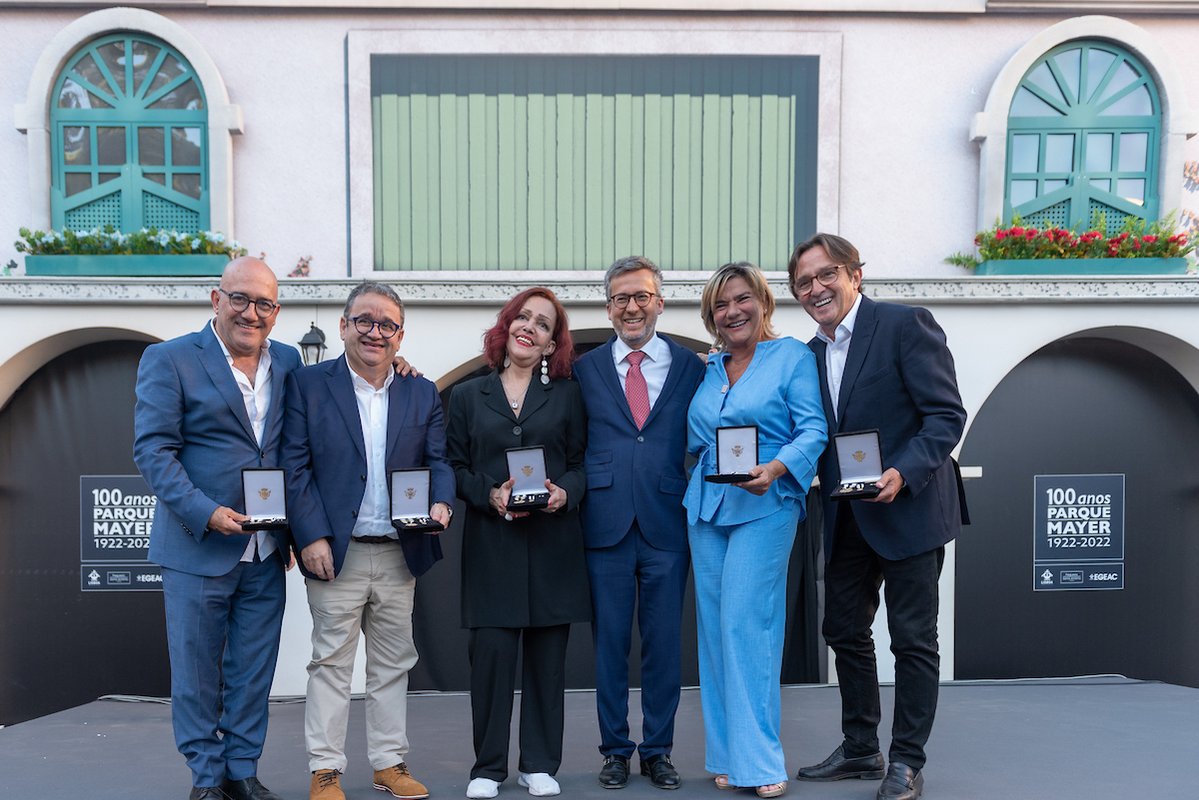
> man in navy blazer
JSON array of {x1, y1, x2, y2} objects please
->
[
  {"x1": 788, "y1": 234, "x2": 966, "y2": 800},
  {"x1": 281, "y1": 282, "x2": 453, "y2": 800},
  {"x1": 575, "y1": 257, "x2": 705, "y2": 790},
  {"x1": 134, "y1": 257, "x2": 300, "y2": 800}
]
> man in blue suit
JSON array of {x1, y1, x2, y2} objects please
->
[
  {"x1": 281, "y1": 282, "x2": 453, "y2": 800},
  {"x1": 575, "y1": 256, "x2": 705, "y2": 790},
  {"x1": 788, "y1": 234, "x2": 966, "y2": 800},
  {"x1": 134, "y1": 257, "x2": 300, "y2": 800}
]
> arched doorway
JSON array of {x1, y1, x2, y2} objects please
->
[
  {"x1": 956, "y1": 335, "x2": 1199, "y2": 687},
  {"x1": 0, "y1": 339, "x2": 170, "y2": 725}
]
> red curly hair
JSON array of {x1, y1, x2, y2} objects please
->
[{"x1": 481, "y1": 287, "x2": 575, "y2": 379}]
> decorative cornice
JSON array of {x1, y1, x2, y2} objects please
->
[{"x1": 1, "y1": 274, "x2": 1197, "y2": 306}]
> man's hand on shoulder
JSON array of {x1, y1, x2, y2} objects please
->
[
  {"x1": 301, "y1": 538, "x2": 335, "y2": 580},
  {"x1": 207, "y1": 505, "x2": 250, "y2": 535},
  {"x1": 392, "y1": 356, "x2": 421, "y2": 378},
  {"x1": 866, "y1": 467, "x2": 905, "y2": 504}
]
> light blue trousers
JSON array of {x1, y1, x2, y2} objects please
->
[{"x1": 688, "y1": 506, "x2": 798, "y2": 787}]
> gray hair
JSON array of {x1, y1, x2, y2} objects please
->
[
  {"x1": 604, "y1": 255, "x2": 663, "y2": 299},
  {"x1": 343, "y1": 281, "x2": 404, "y2": 324}
]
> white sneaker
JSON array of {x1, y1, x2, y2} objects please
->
[
  {"x1": 517, "y1": 773, "x2": 560, "y2": 797},
  {"x1": 466, "y1": 777, "x2": 500, "y2": 799}
]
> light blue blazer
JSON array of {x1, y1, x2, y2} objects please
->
[
  {"x1": 133, "y1": 324, "x2": 302, "y2": 577},
  {"x1": 684, "y1": 336, "x2": 827, "y2": 527}
]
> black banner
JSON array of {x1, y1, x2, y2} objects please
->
[
  {"x1": 80, "y1": 475, "x2": 161, "y2": 592},
  {"x1": 1033, "y1": 473, "x2": 1124, "y2": 591}
]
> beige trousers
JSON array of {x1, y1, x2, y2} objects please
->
[{"x1": 305, "y1": 539, "x2": 417, "y2": 772}]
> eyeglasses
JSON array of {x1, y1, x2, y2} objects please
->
[
  {"x1": 608, "y1": 291, "x2": 658, "y2": 309},
  {"x1": 219, "y1": 288, "x2": 279, "y2": 316},
  {"x1": 349, "y1": 315, "x2": 402, "y2": 339},
  {"x1": 792, "y1": 265, "x2": 846, "y2": 295}
]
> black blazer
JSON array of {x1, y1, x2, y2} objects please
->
[
  {"x1": 446, "y1": 371, "x2": 591, "y2": 629},
  {"x1": 809, "y1": 295, "x2": 967, "y2": 561}
]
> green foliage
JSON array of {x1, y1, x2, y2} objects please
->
[
  {"x1": 946, "y1": 213, "x2": 1194, "y2": 268},
  {"x1": 15, "y1": 226, "x2": 247, "y2": 258}
]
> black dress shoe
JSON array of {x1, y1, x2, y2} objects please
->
[
  {"x1": 796, "y1": 745, "x2": 885, "y2": 781},
  {"x1": 598, "y1": 755, "x2": 630, "y2": 789},
  {"x1": 640, "y1": 754, "x2": 681, "y2": 790},
  {"x1": 876, "y1": 763, "x2": 923, "y2": 800},
  {"x1": 190, "y1": 789, "x2": 230, "y2": 800},
  {"x1": 222, "y1": 777, "x2": 283, "y2": 800}
]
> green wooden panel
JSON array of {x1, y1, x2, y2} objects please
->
[
  {"x1": 371, "y1": 55, "x2": 818, "y2": 270},
  {"x1": 52, "y1": 34, "x2": 209, "y2": 234}
]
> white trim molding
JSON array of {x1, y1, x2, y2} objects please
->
[
  {"x1": 970, "y1": 15, "x2": 1199, "y2": 230},
  {"x1": 13, "y1": 6, "x2": 244, "y2": 235},
  {"x1": 345, "y1": 23, "x2": 843, "y2": 276}
]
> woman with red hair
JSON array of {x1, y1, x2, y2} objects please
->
[{"x1": 446, "y1": 288, "x2": 590, "y2": 799}]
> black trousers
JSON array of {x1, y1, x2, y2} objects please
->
[
  {"x1": 468, "y1": 624, "x2": 570, "y2": 780},
  {"x1": 822, "y1": 507, "x2": 944, "y2": 769}
]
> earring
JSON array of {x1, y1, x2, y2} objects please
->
[
  {"x1": 540, "y1": 356, "x2": 550, "y2": 385},
  {"x1": 503, "y1": 354, "x2": 511, "y2": 369}
]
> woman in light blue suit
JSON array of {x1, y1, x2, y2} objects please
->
[{"x1": 684, "y1": 262, "x2": 828, "y2": 799}]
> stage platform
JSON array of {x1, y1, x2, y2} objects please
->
[{"x1": 2, "y1": 677, "x2": 1193, "y2": 799}]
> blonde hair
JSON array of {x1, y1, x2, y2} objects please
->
[{"x1": 699, "y1": 261, "x2": 778, "y2": 349}]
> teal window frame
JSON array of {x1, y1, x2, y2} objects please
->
[
  {"x1": 50, "y1": 33, "x2": 210, "y2": 234},
  {"x1": 370, "y1": 54, "x2": 818, "y2": 271},
  {"x1": 1004, "y1": 41, "x2": 1161, "y2": 234}
]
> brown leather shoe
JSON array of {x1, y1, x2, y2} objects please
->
[
  {"x1": 373, "y1": 763, "x2": 430, "y2": 799},
  {"x1": 310, "y1": 769, "x2": 345, "y2": 800}
]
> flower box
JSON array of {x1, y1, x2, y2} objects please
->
[
  {"x1": 24, "y1": 254, "x2": 228, "y2": 277},
  {"x1": 974, "y1": 257, "x2": 1188, "y2": 276}
]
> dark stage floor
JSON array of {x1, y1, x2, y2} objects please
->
[{"x1": 2, "y1": 678, "x2": 1194, "y2": 799}]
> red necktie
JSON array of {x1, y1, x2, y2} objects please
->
[{"x1": 625, "y1": 350, "x2": 650, "y2": 429}]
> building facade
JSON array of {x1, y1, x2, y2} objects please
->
[{"x1": 3, "y1": 2, "x2": 1199, "y2": 723}]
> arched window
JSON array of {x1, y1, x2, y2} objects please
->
[
  {"x1": 51, "y1": 33, "x2": 208, "y2": 233},
  {"x1": 1005, "y1": 41, "x2": 1161, "y2": 234}
]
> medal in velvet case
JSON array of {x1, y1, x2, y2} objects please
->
[
  {"x1": 705, "y1": 425, "x2": 759, "y2": 483},
  {"x1": 831, "y1": 429, "x2": 883, "y2": 500},
  {"x1": 240, "y1": 468, "x2": 288, "y2": 530},
  {"x1": 506, "y1": 446, "x2": 550, "y2": 510},
  {"x1": 389, "y1": 468, "x2": 444, "y2": 533}
]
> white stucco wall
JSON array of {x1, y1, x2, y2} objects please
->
[{"x1": 6, "y1": 9, "x2": 1199, "y2": 276}]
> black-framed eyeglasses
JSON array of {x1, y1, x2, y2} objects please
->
[
  {"x1": 792, "y1": 265, "x2": 846, "y2": 295},
  {"x1": 219, "y1": 288, "x2": 279, "y2": 316},
  {"x1": 349, "y1": 315, "x2": 402, "y2": 339},
  {"x1": 608, "y1": 291, "x2": 658, "y2": 309}
]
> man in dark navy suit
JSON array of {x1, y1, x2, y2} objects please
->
[
  {"x1": 574, "y1": 257, "x2": 705, "y2": 790},
  {"x1": 134, "y1": 257, "x2": 299, "y2": 800},
  {"x1": 281, "y1": 282, "x2": 453, "y2": 800},
  {"x1": 789, "y1": 234, "x2": 966, "y2": 800}
]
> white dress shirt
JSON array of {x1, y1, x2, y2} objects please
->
[
  {"x1": 211, "y1": 320, "x2": 277, "y2": 562},
  {"x1": 612, "y1": 333, "x2": 672, "y2": 411},
  {"x1": 349, "y1": 358, "x2": 397, "y2": 539},
  {"x1": 813, "y1": 293, "x2": 863, "y2": 423}
]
